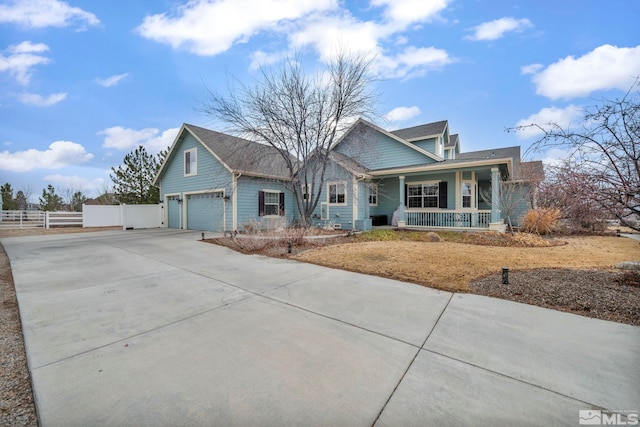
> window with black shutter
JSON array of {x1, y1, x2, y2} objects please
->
[{"x1": 258, "y1": 190, "x2": 284, "y2": 216}]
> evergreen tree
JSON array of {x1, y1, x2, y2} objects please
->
[
  {"x1": 39, "y1": 184, "x2": 63, "y2": 211},
  {"x1": 1, "y1": 183, "x2": 17, "y2": 210},
  {"x1": 69, "y1": 191, "x2": 88, "y2": 212},
  {"x1": 110, "y1": 145, "x2": 161, "y2": 204}
]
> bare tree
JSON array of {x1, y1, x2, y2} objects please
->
[
  {"x1": 96, "y1": 183, "x2": 118, "y2": 205},
  {"x1": 515, "y1": 79, "x2": 640, "y2": 231},
  {"x1": 19, "y1": 185, "x2": 33, "y2": 208},
  {"x1": 538, "y1": 161, "x2": 609, "y2": 232},
  {"x1": 202, "y1": 51, "x2": 377, "y2": 225},
  {"x1": 480, "y1": 180, "x2": 531, "y2": 234}
]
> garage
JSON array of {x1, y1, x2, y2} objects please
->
[
  {"x1": 186, "y1": 192, "x2": 224, "y2": 231},
  {"x1": 167, "y1": 196, "x2": 181, "y2": 229}
]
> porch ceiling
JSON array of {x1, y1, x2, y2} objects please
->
[
  {"x1": 370, "y1": 163, "x2": 509, "y2": 181},
  {"x1": 368, "y1": 158, "x2": 512, "y2": 180}
]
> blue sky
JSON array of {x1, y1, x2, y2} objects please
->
[{"x1": 1, "y1": 0, "x2": 639, "y2": 202}]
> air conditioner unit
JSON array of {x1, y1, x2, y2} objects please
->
[{"x1": 333, "y1": 223, "x2": 342, "y2": 230}]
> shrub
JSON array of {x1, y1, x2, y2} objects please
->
[
  {"x1": 358, "y1": 229, "x2": 398, "y2": 241},
  {"x1": 522, "y1": 209, "x2": 561, "y2": 235}
]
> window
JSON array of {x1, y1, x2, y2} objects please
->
[
  {"x1": 258, "y1": 191, "x2": 284, "y2": 217},
  {"x1": 328, "y1": 182, "x2": 346, "y2": 205},
  {"x1": 369, "y1": 184, "x2": 378, "y2": 206},
  {"x1": 301, "y1": 184, "x2": 311, "y2": 200},
  {"x1": 407, "y1": 183, "x2": 438, "y2": 208},
  {"x1": 184, "y1": 148, "x2": 197, "y2": 176},
  {"x1": 462, "y1": 183, "x2": 472, "y2": 208}
]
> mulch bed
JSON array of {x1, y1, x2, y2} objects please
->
[{"x1": 470, "y1": 269, "x2": 640, "y2": 326}]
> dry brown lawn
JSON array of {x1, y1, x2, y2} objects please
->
[{"x1": 294, "y1": 236, "x2": 640, "y2": 292}]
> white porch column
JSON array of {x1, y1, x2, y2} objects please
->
[
  {"x1": 490, "y1": 167, "x2": 500, "y2": 223},
  {"x1": 398, "y1": 175, "x2": 406, "y2": 228}
]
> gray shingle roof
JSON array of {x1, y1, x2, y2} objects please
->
[
  {"x1": 454, "y1": 146, "x2": 520, "y2": 162},
  {"x1": 519, "y1": 160, "x2": 544, "y2": 181},
  {"x1": 328, "y1": 150, "x2": 370, "y2": 175},
  {"x1": 185, "y1": 124, "x2": 293, "y2": 179},
  {"x1": 452, "y1": 146, "x2": 521, "y2": 177},
  {"x1": 390, "y1": 120, "x2": 448, "y2": 140},
  {"x1": 446, "y1": 133, "x2": 459, "y2": 148}
]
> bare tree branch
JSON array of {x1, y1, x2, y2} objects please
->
[
  {"x1": 509, "y1": 78, "x2": 640, "y2": 231},
  {"x1": 201, "y1": 51, "x2": 378, "y2": 225}
]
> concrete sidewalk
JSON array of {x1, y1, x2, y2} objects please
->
[{"x1": 3, "y1": 229, "x2": 639, "y2": 426}]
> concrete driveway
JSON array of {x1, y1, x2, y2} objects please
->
[{"x1": 3, "y1": 229, "x2": 639, "y2": 426}]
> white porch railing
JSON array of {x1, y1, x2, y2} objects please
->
[{"x1": 405, "y1": 210, "x2": 492, "y2": 229}]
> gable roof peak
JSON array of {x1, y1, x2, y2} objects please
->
[
  {"x1": 183, "y1": 123, "x2": 294, "y2": 179},
  {"x1": 390, "y1": 120, "x2": 448, "y2": 140}
]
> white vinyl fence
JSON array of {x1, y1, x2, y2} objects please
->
[
  {"x1": 1, "y1": 204, "x2": 162, "y2": 230},
  {"x1": 0, "y1": 210, "x2": 45, "y2": 228},
  {"x1": 82, "y1": 204, "x2": 162, "y2": 229}
]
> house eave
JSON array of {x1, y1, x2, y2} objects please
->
[
  {"x1": 235, "y1": 170, "x2": 292, "y2": 181},
  {"x1": 405, "y1": 132, "x2": 443, "y2": 142},
  {"x1": 369, "y1": 158, "x2": 514, "y2": 177}
]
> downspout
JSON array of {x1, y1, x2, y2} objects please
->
[
  {"x1": 352, "y1": 175, "x2": 358, "y2": 229},
  {"x1": 232, "y1": 172, "x2": 241, "y2": 232}
]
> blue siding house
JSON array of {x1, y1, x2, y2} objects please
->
[{"x1": 154, "y1": 120, "x2": 542, "y2": 232}]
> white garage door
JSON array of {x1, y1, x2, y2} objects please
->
[{"x1": 186, "y1": 192, "x2": 224, "y2": 231}]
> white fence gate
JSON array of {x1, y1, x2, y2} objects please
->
[{"x1": 82, "y1": 204, "x2": 162, "y2": 229}]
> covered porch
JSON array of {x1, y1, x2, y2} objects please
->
[{"x1": 367, "y1": 161, "x2": 510, "y2": 230}]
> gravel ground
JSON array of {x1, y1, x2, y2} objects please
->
[
  {"x1": 470, "y1": 268, "x2": 640, "y2": 326},
  {"x1": 0, "y1": 244, "x2": 37, "y2": 427}
]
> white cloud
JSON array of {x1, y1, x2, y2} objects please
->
[
  {"x1": 0, "y1": 0, "x2": 99, "y2": 28},
  {"x1": 9, "y1": 41, "x2": 49, "y2": 54},
  {"x1": 291, "y1": 14, "x2": 383, "y2": 62},
  {"x1": 98, "y1": 126, "x2": 178, "y2": 153},
  {"x1": 521, "y1": 63, "x2": 542, "y2": 75},
  {"x1": 529, "y1": 44, "x2": 640, "y2": 100},
  {"x1": 371, "y1": 0, "x2": 450, "y2": 27},
  {"x1": 539, "y1": 147, "x2": 573, "y2": 167},
  {"x1": 0, "y1": 41, "x2": 50, "y2": 85},
  {"x1": 18, "y1": 92, "x2": 67, "y2": 106},
  {"x1": 0, "y1": 141, "x2": 94, "y2": 172},
  {"x1": 139, "y1": 0, "x2": 455, "y2": 80},
  {"x1": 145, "y1": 127, "x2": 180, "y2": 153},
  {"x1": 515, "y1": 105, "x2": 583, "y2": 139},
  {"x1": 290, "y1": 14, "x2": 453, "y2": 79},
  {"x1": 381, "y1": 46, "x2": 453, "y2": 78},
  {"x1": 43, "y1": 174, "x2": 105, "y2": 192},
  {"x1": 384, "y1": 106, "x2": 421, "y2": 122},
  {"x1": 95, "y1": 73, "x2": 129, "y2": 87},
  {"x1": 466, "y1": 17, "x2": 532, "y2": 41},
  {"x1": 137, "y1": 0, "x2": 337, "y2": 56},
  {"x1": 249, "y1": 50, "x2": 288, "y2": 71},
  {"x1": 98, "y1": 126, "x2": 159, "y2": 150}
]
